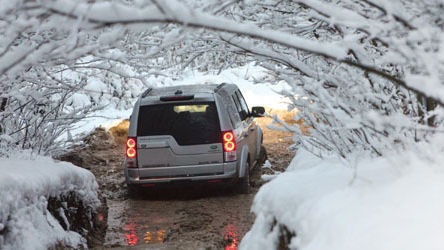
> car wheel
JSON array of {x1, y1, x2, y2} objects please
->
[
  {"x1": 259, "y1": 145, "x2": 267, "y2": 165},
  {"x1": 238, "y1": 161, "x2": 251, "y2": 194}
]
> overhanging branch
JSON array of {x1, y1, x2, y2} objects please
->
[{"x1": 43, "y1": 0, "x2": 443, "y2": 106}]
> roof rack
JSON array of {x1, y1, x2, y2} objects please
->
[
  {"x1": 141, "y1": 88, "x2": 153, "y2": 98},
  {"x1": 214, "y1": 83, "x2": 227, "y2": 92}
]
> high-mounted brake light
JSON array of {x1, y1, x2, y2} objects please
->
[
  {"x1": 222, "y1": 131, "x2": 236, "y2": 162},
  {"x1": 126, "y1": 137, "x2": 137, "y2": 159},
  {"x1": 160, "y1": 95, "x2": 194, "y2": 102}
]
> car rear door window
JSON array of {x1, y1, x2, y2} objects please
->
[{"x1": 137, "y1": 102, "x2": 221, "y2": 145}]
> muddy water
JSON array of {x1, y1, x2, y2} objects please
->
[{"x1": 104, "y1": 187, "x2": 255, "y2": 249}]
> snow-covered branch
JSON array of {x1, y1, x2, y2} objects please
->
[{"x1": 1, "y1": 0, "x2": 443, "y2": 158}]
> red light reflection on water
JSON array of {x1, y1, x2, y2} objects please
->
[
  {"x1": 97, "y1": 213, "x2": 104, "y2": 222},
  {"x1": 124, "y1": 222, "x2": 138, "y2": 246},
  {"x1": 224, "y1": 224, "x2": 239, "y2": 250},
  {"x1": 123, "y1": 220, "x2": 167, "y2": 246},
  {"x1": 144, "y1": 229, "x2": 166, "y2": 244}
]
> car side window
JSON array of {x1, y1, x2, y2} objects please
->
[
  {"x1": 236, "y1": 90, "x2": 249, "y2": 115},
  {"x1": 232, "y1": 90, "x2": 249, "y2": 121},
  {"x1": 224, "y1": 94, "x2": 241, "y2": 127},
  {"x1": 232, "y1": 94, "x2": 242, "y2": 113}
]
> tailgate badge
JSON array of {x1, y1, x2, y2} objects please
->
[{"x1": 210, "y1": 145, "x2": 218, "y2": 149}]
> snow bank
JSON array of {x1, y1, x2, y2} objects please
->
[
  {"x1": 241, "y1": 137, "x2": 444, "y2": 250},
  {"x1": 0, "y1": 153, "x2": 100, "y2": 250}
]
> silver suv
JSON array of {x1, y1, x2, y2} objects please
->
[{"x1": 124, "y1": 83, "x2": 265, "y2": 194}]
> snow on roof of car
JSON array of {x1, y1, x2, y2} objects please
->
[
  {"x1": 141, "y1": 83, "x2": 238, "y2": 98},
  {"x1": 148, "y1": 83, "x2": 219, "y2": 96}
]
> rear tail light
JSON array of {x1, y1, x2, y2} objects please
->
[
  {"x1": 222, "y1": 131, "x2": 236, "y2": 162},
  {"x1": 126, "y1": 137, "x2": 137, "y2": 158},
  {"x1": 126, "y1": 137, "x2": 137, "y2": 168}
]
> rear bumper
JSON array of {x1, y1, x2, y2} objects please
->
[{"x1": 125, "y1": 162, "x2": 237, "y2": 185}]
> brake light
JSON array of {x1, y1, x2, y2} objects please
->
[
  {"x1": 222, "y1": 131, "x2": 236, "y2": 162},
  {"x1": 160, "y1": 95, "x2": 194, "y2": 101},
  {"x1": 223, "y1": 131, "x2": 236, "y2": 152},
  {"x1": 126, "y1": 137, "x2": 137, "y2": 158}
]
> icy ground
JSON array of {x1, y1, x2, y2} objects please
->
[
  {"x1": 241, "y1": 134, "x2": 444, "y2": 250},
  {"x1": 0, "y1": 153, "x2": 100, "y2": 250}
]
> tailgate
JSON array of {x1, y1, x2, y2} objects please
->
[{"x1": 137, "y1": 135, "x2": 223, "y2": 168}]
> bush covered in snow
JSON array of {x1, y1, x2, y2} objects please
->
[
  {"x1": 1, "y1": 0, "x2": 442, "y2": 157},
  {"x1": 0, "y1": 154, "x2": 105, "y2": 249},
  {"x1": 241, "y1": 134, "x2": 444, "y2": 250}
]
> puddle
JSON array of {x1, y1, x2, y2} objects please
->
[
  {"x1": 122, "y1": 217, "x2": 169, "y2": 246},
  {"x1": 123, "y1": 221, "x2": 167, "y2": 246},
  {"x1": 144, "y1": 229, "x2": 166, "y2": 244},
  {"x1": 124, "y1": 222, "x2": 138, "y2": 246},
  {"x1": 108, "y1": 199, "x2": 172, "y2": 247},
  {"x1": 223, "y1": 224, "x2": 239, "y2": 250},
  {"x1": 104, "y1": 189, "x2": 255, "y2": 248}
]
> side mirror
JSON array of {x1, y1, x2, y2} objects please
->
[{"x1": 251, "y1": 106, "x2": 265, "y2": 117}]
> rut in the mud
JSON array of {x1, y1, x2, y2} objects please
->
[{"x1": 63, "y1": 111, "x2": 298, "y2": 249}]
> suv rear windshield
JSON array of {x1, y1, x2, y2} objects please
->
[{"x1": 137, "y1": 102, "x2": 221, "y2": 145}]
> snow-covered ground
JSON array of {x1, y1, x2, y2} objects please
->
[
  {"x1": 0, "y1": 153, "x2": 100, "y2": 250},
  {"x1": 241, "y1": 135, "x2": 444, "y2": 250}
]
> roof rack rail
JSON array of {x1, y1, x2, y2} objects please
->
[
  {"x1": 214, "y1": 83, "x2": 227, "y2": 92},
  {"x1": 141, "y1": 88, "x2": 153, "y2": 98}
]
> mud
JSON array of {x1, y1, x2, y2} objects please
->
[
  {"x1": 69, "y1": 111, "x2": 296, "y2": 249},
  {"x1": 103, "y1": 189, "x2": 256, "y2": 249}
]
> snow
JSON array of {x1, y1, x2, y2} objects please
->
[
  {"x1": 0, "y1": 153, "x2": 100, "y2": 250},
  {"x1": 69, "y1": 107, "x2": 132, "y2": 138},
  {"x1": 69, "y1": 63, "x2": 290, "y2": 137},
  {"x1": 169, "y1": 63, "x2": 291, "y2": 110},
  {"x1": 241, "y1": 136, "x2": 444, "y2": 250},
  {"x1": 47, "y1": 0, "x2": 348, "y2": 60}
]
